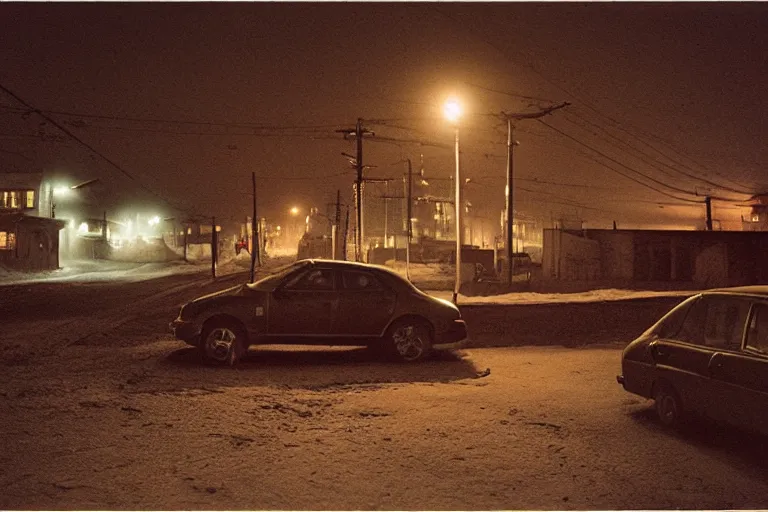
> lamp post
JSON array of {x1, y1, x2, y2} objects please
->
[
  {"x1": 290, "y1": 206, "x2": 302, "y2": 244},
  {"x1": 444, "y1": 98, "x2": 462, "y2": 304}
]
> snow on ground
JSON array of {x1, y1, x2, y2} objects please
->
[
  {"x1": 1, "y1": 254, "x2": 699, "y2": 304},
  {"x1": 429, "y1": 288, "x2": 696, "y2": 305},
  {"x1": 0, "y1": 251, "x2": 288, "y2": 286},
  {"x1": 385, "y1": 260, "x2": 698, "y2": 304}
]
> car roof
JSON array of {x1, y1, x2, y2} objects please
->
[
  {"x1": 303, "y1": 258, "x2": 412, "y2": 284},
  {"x1": 704, "y1": 285, "x2": 768, "y2": 297},
  {"x1": 306, "y1": 258, "x2": 399, "y2": 273}
]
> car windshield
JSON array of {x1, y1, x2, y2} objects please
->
[{"x1": 246, "y1": 260, "x2": 310, "y2": 290}]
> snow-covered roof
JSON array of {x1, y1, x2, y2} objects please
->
[{"x1": 0, "y1": 172, "x2": 43, "y2": 189}]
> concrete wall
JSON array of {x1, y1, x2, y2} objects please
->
[
  {"x1": 543, "y1": 229, "x2": 768, "y2": 289},
  {"x1": 542, "y1": 230, "x2": 600, "y2": 280},
  {"x1": 591, "y1": 231, "x2": 634, "y2": 280}
]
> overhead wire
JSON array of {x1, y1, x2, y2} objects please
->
[
  {"x1": 562, "y1": 108, "x2": 753, "y2": 195},
  {"x1": 537, "y1": 118, "x2": 711, "y2": 204},
  {"x1": 0, "y1": 83, "x2": 197, "y2": 215},
  {"x1": 432, "y1": 6, "x2": 759, "y2": 201}
]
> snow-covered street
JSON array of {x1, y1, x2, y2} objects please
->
[
  {"x1": 1, "y1": 261, "x2": 765, "y2": 509},
  {"x1": 3, "y1": 340, "x2": 768, "y2": 510}
]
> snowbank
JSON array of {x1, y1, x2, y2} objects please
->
[{"x1": 428, "y1": 288, "x2": 696, "y2": 305}]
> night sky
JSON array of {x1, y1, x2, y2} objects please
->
[{"x1": 1, "y1": 2, "x2": 766, "y2": 232}]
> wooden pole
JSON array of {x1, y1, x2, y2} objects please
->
[
  {"x1": 211, "y1": 216, "x2": 217, "y2": 279},
  {"x1": 250, "y1": 172, "x2": 259, "y2": 282}
]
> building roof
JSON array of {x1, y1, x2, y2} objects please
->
[
  {"x1": 0, "y1": 212, "x2": 66, "y2": 230},
  {"x1": 0, "y1": 172, "x2": 43, "y2": 189}
]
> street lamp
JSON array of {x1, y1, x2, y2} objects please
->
[
  {"x1": 444, "y1": 98, "x2": 462, "y2": 304},
  {"x1": 289, "y1": 206, "x2": 302, "y2": 241},
  {"x1": 50, "y1": 178, "x2": 100, "y2": 218}
]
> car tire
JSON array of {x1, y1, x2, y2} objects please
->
[
  {"x1": 200, "y1": 319, "x2": 248, "y2": 366},
  {"x1": 385, "y1": 318, "x2": 433, "y2": 363},
  {"x1": 654, "y1": 382, "x2": 685, "y2": 428}
]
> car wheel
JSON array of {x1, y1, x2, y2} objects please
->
[
  {"x1": 200, "y1": 320, "x2": 248, "y2": 366},
  {"x1": 654, "y1": 382, "x2": 684, "y2": 428},
  {"x1": 386, "y1": 319, "x2": 432, "y2": 363}
]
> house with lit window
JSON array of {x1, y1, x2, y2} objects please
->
[{"x1": 0, "y1": 172, "x2": 66, "y2": 271}]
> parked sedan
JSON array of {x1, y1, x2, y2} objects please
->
[
  {"x1": 618, "y1": 286, "x2": 768, "y2": 435},
  {"x1": 171, "y1": 259, "x2": 467, "y2": 365}
]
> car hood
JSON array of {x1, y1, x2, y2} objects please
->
[{"x1": 189, "y1": 284, "x2": 246, "y2": 305}]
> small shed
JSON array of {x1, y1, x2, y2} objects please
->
[{"x1": 0, "y1": 213, "x2": 66, "y2": 271}]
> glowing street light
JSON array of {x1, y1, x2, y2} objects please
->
[
  {"x1": 50, "y1": 178, "x2": 100, "y2": 218},
  {"x1": 443, "y1": 99, "x2": 462, "y2": 124},
  {"x1": 444, "y1": 97, "x2": 463, "y2": 304},
  {"x1": 290, "y1": 207, "x2": 300, "y2": 216}
]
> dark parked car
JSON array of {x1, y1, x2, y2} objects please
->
[
  {"x1": 618, "y1": 286, "x2": 768, "y2": 435},
  {"x1": 171, "y1": 259, "x2": 467, "y2": 365}
]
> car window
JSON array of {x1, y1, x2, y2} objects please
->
[
  {"x1": 655, "y1": 298, "x2": 695, "y2": 339},
  {"x1": 673, "y1": 296, "x2": 749, "y2": 349},
  {"x1": 674, "y1": 297, "x2": 707, "y2": 345},
  {"x1": 746, "y1": 302, "x2": 768, "y2": 354},
  {"x1": 703, "y1": 297, "x2": 750, "y2": 350},
  {"x1": 283, "y1": 268, "x2": 335, "y2": 291},
  {"x1": 342, "y1": 270, "x2": 383, "y2": 291}
]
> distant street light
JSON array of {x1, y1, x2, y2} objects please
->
[
  {"x1": 444, "y1": 97, "x2": 463, "y2": 304},
  {"x1": 289, "y1": 207, "x2": 302, "y2": 241},
  {"x1": 50, "y1": 178, "x2": 100, "y2": 218}
]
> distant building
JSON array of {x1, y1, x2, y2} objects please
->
[
  {"x1": 543, "y1": 228, "x2": 768, "y2": 290},
  {"x1": 0, "y1": 172, "x2": 65, "y2": 271},
  {"x1": 742, "y1": 194, "x2": 768, "y2": 231}
]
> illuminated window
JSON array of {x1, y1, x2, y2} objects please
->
[
  {"x1": 25, "y1": 190, "x2": 35, "y2": 208},
  {"x1": 9, "y1": 191, "x2": 19, "y2": 209},
  {"x1": 0, "y1": 231, "x2": 16, "y2": 250}
]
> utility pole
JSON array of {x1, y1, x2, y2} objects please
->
[
  {"x1": 705, "y1": 196, "x2": 713, "y2": 231},
  {"x1": 407, "y1": 158, "x2": 413, "y2": 282},
  {"x1": 244, "y1": 215, "x2": 250, "y2": 254},
  {"x1": 334, "y1": 189, "x2": 342, "y2": 259},
  {"x1": 250, "y1": 172, "x2": 259, "y2": 282},
  {"x1": 343, "y1": 207, "x2": 349, "y2": 261},
  {"x1": 211, "y1": 216, "x2": 217, "y2": 279},
  {"x1": 356, "y1": 119, "x2": 363, "y2": 261},
  {"x1": 384, "y1": 181, "x2": 388, "y2": 247},
  {"x1": 337, "y1": 119, "x2": 374, "y2": 262},
  {"x1": 500, "y1": 102, "x2": 569, "y2": 287},
  {"x1": 505, "y1": 117, "x2": 515, "y2": 287}
]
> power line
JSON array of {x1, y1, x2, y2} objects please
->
[
  {"x1": 464, "y1": 82, "x2": 556, "y2": 104},
  {"x1": 0, "y1": 83, "x2": 196, "y2": 215},
  {"x1": 538, "y1": 118, "x2": 711, "y2": 204},
  {"x1": 561, "y1": 109, "x2": 753, "y2": 195},
  {"x1": 67, "y1": 122, "x2": 343, "y2": 140},
  {"x1": 7, "y1": 105, "x2": 350, "y2": 132},
  {"x1": 431, "y1": 7, "x2": 758, "y2": 198}
]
